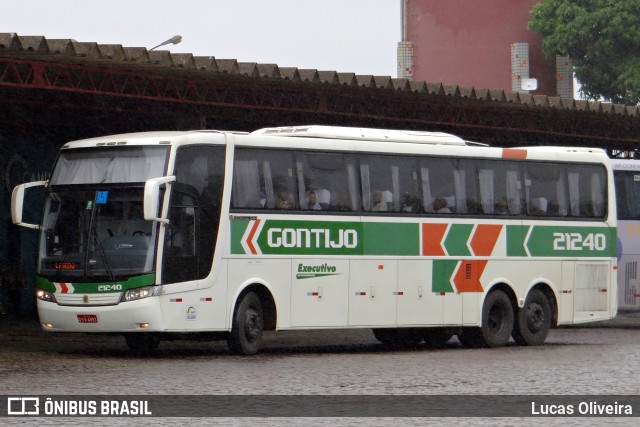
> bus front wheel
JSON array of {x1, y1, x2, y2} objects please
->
[
  {"x1": 458, "y1": 290, "x2": 514, "y2": 348},
  {"x1": 512, "y1": 288, "x2": 551, "y2": 346},
  {"x1": 228, "y1": 291, "x2": 264, "y2": 355}
]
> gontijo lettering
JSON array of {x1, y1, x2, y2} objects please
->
[{"x1": 268, "y1": 227, "x2": 358, "y2": 249}]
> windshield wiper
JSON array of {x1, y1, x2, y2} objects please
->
[{"x1": 92, "y1": 227, "x2": 116, "y2": 281}]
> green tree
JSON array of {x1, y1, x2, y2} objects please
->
[{"x1": 529, "y1": 0, "x2": 640, "y2": 105}]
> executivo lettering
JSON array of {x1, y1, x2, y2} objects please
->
[{"x1": 296, "y1": 263, "x2": 340, "y2": 280}]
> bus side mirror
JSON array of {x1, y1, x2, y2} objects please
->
[
  {"x1": 11, "y1": 181, "x2": 48, "y2": 229},
  {"x1": 144, "y1": 176, "x2": 176, "y2": 223}
]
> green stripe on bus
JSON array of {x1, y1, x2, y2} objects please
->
[
  {"x1": 362, "y1": 222, "x2": 418, "y2": 255},
  {"x1": 432, "y1": 260, "x2": 457, "y2": 293},
  {"x1": 507, "y1": 225, "x2": 529, "y2": 257},
  {"x1": 37, "y1": 274, "x2": 156, "y2": 293},
  {"x1": 507, "y1": 225, "x2": 616, "y2": 257},
  {"x1": 230, "y1": 220, "x2": 249, "y2": 254},
  {"x1": 525, "y1": 226, "x2": 617, "y2": 257},
  {"x1": 443, "y1": 224, "x2": 473, "y2": 256},
  {"x1": 231, "y1": 218, "x2": 615, "y2": 258}
]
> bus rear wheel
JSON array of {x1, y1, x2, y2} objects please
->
[
  {"x1": 512, "y1": 288, "x2": 551, "y2": 346},
  {"x1": 125, "y1": 333, "x2": 160, "y2": 355},
  {"x1": 458, "y1": 290, "x2": 513, "y2": 348},
  {"x1": 228, "y1": 291, "x2": 264, "y2": 355}
]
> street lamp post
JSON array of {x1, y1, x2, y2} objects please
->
[{"x1": 149, "y1": 35, "x2": 182, "y2": 51}]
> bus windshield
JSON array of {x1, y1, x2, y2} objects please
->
[
  {"x1": 50, "y1": 146, "x2": 168, "y2": 185},
  {"x1": 38, "y1": 187, "x2": 158, "y2": 281}
]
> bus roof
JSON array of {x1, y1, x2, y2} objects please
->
[{"x1": 251, "y1": 125, "x2": 466, "y2": 146}]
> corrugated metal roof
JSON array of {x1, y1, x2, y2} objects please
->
[{"x1": 0, "y1": 32, "x2": 637, "y2": 116}]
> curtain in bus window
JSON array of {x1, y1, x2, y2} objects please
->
[
  {"x1": 54, "y1": 157, "x2": 111, "y2": 184},
  {"x1": 506, "y1": 170, "x2": 522, "y2": 214},
  {"x1": 262, "y1": 161, "x2": 275, "y2": 209},
  {"x1": 391, "y1": 166, "x2": 401, "y2": 211},
  {"x1": 591, "y1": 172, "x2": 604, "y2": 217},
  {"x1": 360, "y1": 164, "x2": 372, "y2": 211},
  {"x1": 105, "y1": 157, "x2": 162, "y2": 183},
  {"x1": 232, "y1": 160, "x2": 260, "y2": 208},
  {"x1": 453, "y1": 170, "x2": 467, "y2": 214},
  {"x1": 421, "y1": 167, "x2": 433, "y2": 213},
  {"x1": 347, "y1": 163, "x2": 360, "y2": 211},
  {"x1": 556, "y1": 172, "x2": 569, "y2": 216},
  {"x1": 568, "y1": 172, "x2": 581, "y2": 216},
  {"x1": 296, "y1": 161, "x2": 307, "y2": 208},
  {"x1": 478, "y1": 169, "x2": 494, "y2": 214}
]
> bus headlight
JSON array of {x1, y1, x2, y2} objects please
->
[
  {"x1": 36, "y1": 289, "x2": 57, "y2": 303},
  {"x1": 121, "y1": 286, "x2": 160, "y2": 302}
]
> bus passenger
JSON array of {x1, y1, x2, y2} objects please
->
[
  {"x1": 372, "y1": 190, "x2": 388, "y2": 212},
  {"x1": 402, "y1": 193, "x2": 419, "y2": 212},
  {"x1": 433, "y1": 197, "x2": 451, "y2": 213},
  {"x1": 530, "y1": 197, "x2": 547, "y2": 216},
  {"x1": 276, "y1": 192, "x2": 293, "y2": 209},
  {"x1": 307, "y1": 191, "x2": 322, "y2": 210},
  {"x1": 495, "y1": 198, "x2": 509, "y2": 215}
]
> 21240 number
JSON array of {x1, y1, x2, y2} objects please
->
[{"x1": 552, "y1": 232, "x2": 606, "y2": 251}]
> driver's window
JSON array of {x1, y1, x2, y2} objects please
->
[
  {"x1": 162, "y1": 145, "x2": 225, "y2": 284},
  {"x1": 165, "y1": 191, "x2": 197, "y2": 257}
]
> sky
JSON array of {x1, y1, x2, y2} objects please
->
[{"x1": 1, "y1": 0, "x2": 401, "y2": 77}]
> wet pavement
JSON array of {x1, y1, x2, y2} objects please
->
[
  {"x1": 2, "y1": 311, "x2": 640, "y2": 426},
  {"x1": 2, "y1": 309, "x2": 640, "y2": 353}
]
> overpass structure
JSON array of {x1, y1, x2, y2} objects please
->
[{"x1": 1, "y1": 32, "x2": 640, "y2": 312}]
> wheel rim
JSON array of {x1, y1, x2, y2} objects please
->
[
  {"x1": 243, "y1": 307, "x2": 261, "y2": 344},
  {"x1": 488, "y1": 302, "x2": 507, "y2": 333},
  {"x1": 526, "y1": 302, "x2": 545, "y2": 333}
]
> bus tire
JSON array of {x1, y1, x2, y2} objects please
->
[
  {"x1": 125, "y1": 333, "x2": 160, "y2": 355},
  {"x1": 228, "y1": 291, "x2": 264, "y2": 355},
  {"x1": 372, "y1": 328, "x2": 422, "y2": 348},
  {"x1": 458, "y1": 290, "x2": 513, "y2": 348},
  {"x1": 512, "y1": 288, "x2": 551, "y2": 346},
  {"x1": 422, "y1": 328, "x2": 453, "y2": 348}
]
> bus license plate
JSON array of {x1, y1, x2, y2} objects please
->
[{"x1": 77, "y1": 314, "x2": 98, "y2": 323}]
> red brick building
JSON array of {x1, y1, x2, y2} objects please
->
[{"x1": 398, "y1": 0, "x2": 572, "y2": 97}]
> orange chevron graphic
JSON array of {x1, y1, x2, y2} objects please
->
[
  {"x1": 470, "y1": 224, "x2": 503, "y2": 256},
  {"x1": 453, "y1": 260, "x2": 486, "y2": 292},
  {"x1": 246, "y1": 219, "x2": 261, "y2": 255},
  {"x1": 422, "y1": 223, "x2": 448, "y2": 256}
]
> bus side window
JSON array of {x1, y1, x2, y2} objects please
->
[
  {"x1": 297, "y1": 152, "x2": 360, "y2": 213},
  {"x1": 361, "y1": 154, "x2": 419, "y2": 213},
  {"x1": 164, "y1": 145, "x2": 225, "y2": 284}
]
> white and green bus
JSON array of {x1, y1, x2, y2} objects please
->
[
  {"x1": 12, "y1": 126, "x2": 617, "y2": 354},
  {"x1": 612, "y1": 159, "x2": 640, "y2": 311}
]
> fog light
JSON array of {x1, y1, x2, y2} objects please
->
[
  {"x1": 138, "y1": 323, "x2": 149, "y2": 329},
  {"x1": 43, "y1": 323, "x2": 53, "y2": 329}
]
